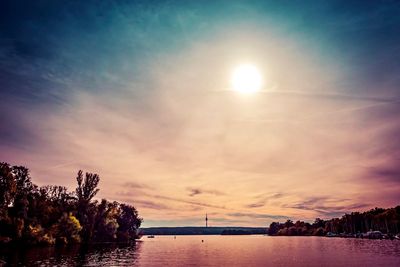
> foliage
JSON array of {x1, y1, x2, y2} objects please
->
[
  {"x1": 268, "y1": 206, "x2": 400, "y2": 236},
  {"x1": 117, "y1": 204, "x2": 142, "y2": 242},
  {"x1": 52, "y1": 213, "x2": 82, "y2": 245},
  {"x1": 76, "y1": 170, "x2": 100, "y2": 204},
  {"x1": 93, "y1": 199, "x2": 119, "y2": 242},
  {"x1": 0, "y1": 162, "x2": 17, "y2": 218},
  {"x1": 0, "y1": 162, "x2": 142, "y2": 246}
]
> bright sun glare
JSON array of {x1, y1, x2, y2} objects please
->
[{"x1": 231, "y1": 64, "x2": 262, "y2": 94}]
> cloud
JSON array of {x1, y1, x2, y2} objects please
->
[
  {"x1": 187, "y1": 187, "x2": 225, "y2": 197},
  {"x1": 123, "y1": 182, "x2": 153, "y2": 190},
  {"x1": 365, "y1": 166, "x2": 400, "y2": 184},
  {"x1": 246, "y1": 202, "x2": 266, "y2": 208},
  {"x1": 120, "y1": 198, "x2": 169, "y2": 210},
  {"x1": 152, "y1": 194, "x2": 227, "y2": 210},
  {"x1": 286, "y1": 197, "x2": 371, "y2": 218},
  {"x1": 228, "y1": 212, "x2": 288, "y2": 220},
  {"x1": 246, "y1": 192, "x2": 285, "y2": 208},
  {"x1": 115, "y1": 190, "x2": 226, "y2": 211},
  {"x1": 188, "y1": 188, "x2": 201, "y2": 197},
  {"x1": 267, "y1": 90, "x2": 397, "y2": 103}
]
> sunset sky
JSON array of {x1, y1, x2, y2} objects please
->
[{"x1": 1, "y1": 0, "x2": 400, "y2": 227}]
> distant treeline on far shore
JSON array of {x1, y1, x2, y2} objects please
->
[
  {"x1": 0, "y1": 162, "x2": 142, "y2": 246},
  {"x1": 140, "y1": 227, "x2": 267, "y2": 235},
  {"x1": 268, "y1": 205, "x2": 400, "y2": 237}
]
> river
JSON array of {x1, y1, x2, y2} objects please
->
[{"x1": 1, "y1": 235, "x2": 400, "y2": 266}]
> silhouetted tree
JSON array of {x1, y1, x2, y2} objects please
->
[
  {"x1": 0, "y1": 163, "x2": 16, "y2": 219},
  {"x1": 267, "y1": 222, "x2": 280, "y2": 235},
  {"x1": 312, "y1": 218, "x2": 325, "y2": 228},
  {"x1": 117, "y1": 204, "x2": 142, "y2": 242},
  {"x1": 75, "y1": 170, "x2": 100, "y2": 243},
  {"x1": 284, "y1": 219, "x2": 294, "y2": 228},
  {"x1": 93, "y1": 199, "x2": 119, "y2": 242},
  {"x1": 76, "y1": 170, "x2": 100, "y2": 205}
]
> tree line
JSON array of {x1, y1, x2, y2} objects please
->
[
  {"x1": 0, "y1": 162, "x2": 142, "y2": 246},
  {"x1": 268, "y1": 206, "x2": 400, "y2": 236}
]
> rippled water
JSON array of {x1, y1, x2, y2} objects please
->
[{"x1": 1, "y1": 235, "x2": 400, "y2": 266}]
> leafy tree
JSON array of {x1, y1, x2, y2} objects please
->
[
  {"x1": 284, "y1": 219, "x2": 294, "y2": 228},
  {"x1": 312, "y1": 218, "x2": 325, "y2": 228},
  {"x1": 117, "y1": 204, "x2": 142, "y2": 242},
  {"x1": 75, "y1": 170, "x2": 100, "y2": 243},
  {"x1": 42, "y1": 185, "x2": 73, "y2": 207},
  {"x1": 0, "y1": 162, "x2": 16, "y2": 219},
  {"x1": 267, "y1": 222, "x2": 280, "y2": 235},
  {"x1": 36, "y1": 185, "x2": 75, "y2": 227},
  {"x1": 10, "y1": 166, "x2": 37, "y2": 220},
  {"x1": 93, "y1": 199, "x2": 119, "y2": 242},
  {"x1": 76, "y1": 170, "x2": 100, "y2": 204}
]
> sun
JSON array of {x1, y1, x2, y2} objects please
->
[{"x1": 231, "y1": 64, "x2": 262, "y2": 94}]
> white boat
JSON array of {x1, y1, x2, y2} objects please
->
[
  {"x1": 362, "y1": 231, "x2": 383, "y2": 239},
  {"x1": 326, "y1": 232, "x2": 337, "y2": 237}
]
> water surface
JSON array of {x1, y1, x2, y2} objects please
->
[{"x1": 1, "y1": 235, "x2": 400, "y2": 266}]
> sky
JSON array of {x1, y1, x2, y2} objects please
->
[{"x1": 1, "y1": 0, "x2": 400, "y2": 227}]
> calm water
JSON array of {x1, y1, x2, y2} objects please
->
[{"x1": 1, "y1": 235, "x2": 400, "y2": 266}]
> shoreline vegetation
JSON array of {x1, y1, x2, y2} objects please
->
[
  {"x1": 268, "y1": 206, "x2": 400, "y2": 240},
  {"x1": 0, "y1": 162, "x2": 142, "y2": 246}
]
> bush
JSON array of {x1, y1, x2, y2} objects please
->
[{"x1": 52, "y1": 213, "x2": 82, "y2": 245}]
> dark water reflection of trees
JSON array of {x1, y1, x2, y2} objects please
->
[{"x1": 0, "y1": 242, "x2": 141, "y2": 266}]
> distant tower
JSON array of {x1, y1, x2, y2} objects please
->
[{"x1": 206, "y1": 213, "x2": 208, "y2": 228}]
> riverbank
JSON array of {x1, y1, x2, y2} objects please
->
[{"x1": 325, "y1": 231, "x2": 400, "y2": 240}]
